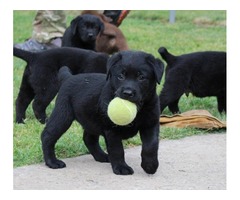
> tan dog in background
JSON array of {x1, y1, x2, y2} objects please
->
[{"x1": 82, "y1": 10, "x2": 129, "y2": 54}]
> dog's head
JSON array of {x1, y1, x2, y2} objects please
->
[
  {"x1": 70, "y1": 14, "x2": 104, "y2": 43},
  {"x1": 106, "y1": 51, "x2": 164, "y2": 107}
]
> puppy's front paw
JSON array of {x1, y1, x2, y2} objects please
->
[
  {"x1": 141, "y1": 160, "x2": 159, "y2": 174},
  {"x1": 112, "y1": 164, "x2": 134, "y2": 175},
  {"x1": 46, "y1": 159, "x2": 66, "y2": 169}
]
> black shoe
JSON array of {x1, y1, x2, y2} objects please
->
[{"x1": 14, "y1": 38, "x2": 62, "y2": 52}]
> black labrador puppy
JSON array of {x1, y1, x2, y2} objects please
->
[
  {"x1": 158, "y1": 47, "x2": 226, "y2": 114},
  {"x1": 62, "y1": 14, "x2": 104, "y2": 50},
  {"x1": 41, "y1": 50, "x2": 164, "y2": 175},
  {"x1": 14, "y1": 47, "x2": 108, "y2": 124}
]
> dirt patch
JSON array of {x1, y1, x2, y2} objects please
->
[{"x1": 193, "y1": 17, "x2": 226, "y2": 27}]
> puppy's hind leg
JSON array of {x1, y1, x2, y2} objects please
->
[
  {"x1": 83, "y1": 131, "x2": 109, "y2": 162},
  {"x1": 41, "y1": 100, "x2": 74, "y2": 169},
  {"x1": 160, "y1": 92, "x2": 182, "y2": 114},
  {"x1": 15, "y1": 67, "x2": 35, "y2": 123},
  {"x1": 168, "y1": 98, "x2": 181, "y2": 114},
  {"x1": 217, "y1": 91, "x2": 226, "y2": 113},
  {"x1": 32, "y1": 84, "x2": 58, "y2": 124},
  {"x1": 160, "y1": 78, "x2": 186, "y2": 114}
]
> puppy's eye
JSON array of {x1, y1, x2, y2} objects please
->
[
  {"x1": 138, "y1": 74, "x2": 145, "y2": 81},
  {"x1": 117, "y1": 73, "x2": 125, "y2": 80}
]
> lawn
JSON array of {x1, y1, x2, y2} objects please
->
[{"x1": 13, "y1": 10, "x2": 226, "y2": 167}]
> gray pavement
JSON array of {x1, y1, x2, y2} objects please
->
[{"x1": 13, "y1": 133, "x2": 226, "y2": 190}]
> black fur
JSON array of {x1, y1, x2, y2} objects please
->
[
  {"x1": 41, "y1": 50, "x2": 164, "y2": 175},
  {"x1": 158, "y1": 47, "x2": 226, "y2": 114},
  {"x1": 14, "y1": 47, "x2": 109, "y2": 123},
  {"x1": 62, "y1": 14, "x2": 104, "y2": 50}
]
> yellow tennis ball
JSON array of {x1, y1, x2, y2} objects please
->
[{"x1": 107, "y1": 97, "x2": 137, "y2": 126}]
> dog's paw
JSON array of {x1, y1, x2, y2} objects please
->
[
  {"x1": 94, "y1": 153, "x2": 109, "y2": 163},
  {"x1": 141, "y1": 160, "x2": 159, "y2": 174},
  {"x1": 112, "y1": 164, "x2": 134, "y2": 175},
  {"x1": 46, "y1": 159, "x2": 66, "y2": 169},
  {"x1": 16, "y1": 118, "x2": 25, "y2": 124}
]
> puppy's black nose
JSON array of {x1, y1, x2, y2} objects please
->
[{"x1": 122, "y1": 89, "x2": 135, "y2": 98}]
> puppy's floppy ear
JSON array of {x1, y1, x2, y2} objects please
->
[
  {"x1": 106, "y1": 52, "x2": 122, "y2": 80},
  {"x1": 145, "y1": 55, "x2": 164, "y2": 84},
  {"x1": 98, "y1": 20, "x2": 105, "y2": 34},
  {"x1": 70, "y1": 16, "x2": 82, "y2": 35}
]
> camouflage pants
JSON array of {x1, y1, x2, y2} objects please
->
[{"x1": 32, "y1": 10, "x2": 66, "y2": 43}]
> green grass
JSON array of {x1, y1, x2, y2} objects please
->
[{"x1": 13, "y1": 10, "x2": 226, "y2": 167}]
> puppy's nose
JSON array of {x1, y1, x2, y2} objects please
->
[
  {"x1": 88, "y1": 33, "x2": 93, "y2": 38},
  {"x1": 122, "y1": 89, "x2": 135, "y2": 98}
]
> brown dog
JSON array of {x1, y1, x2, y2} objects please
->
[{"x1": 82, "y1": 10, "x2": 129, "y2": 54}]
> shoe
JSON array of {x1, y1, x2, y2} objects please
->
[{"x1": 14, "y1": 38, "x2": 62, "y2": 52}]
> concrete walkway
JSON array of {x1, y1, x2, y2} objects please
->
[{"x1": 14, "y1": 133, "x2": 226, "y2": 190}]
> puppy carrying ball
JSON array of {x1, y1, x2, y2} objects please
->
[{"x1": 41, "y1": 51, "x2": 164, "y2": 175}]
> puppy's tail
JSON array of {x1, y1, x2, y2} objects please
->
[
  {"x1": 13, "y1": 47, "x2": 36, "y2": 63},
  {"x1": 58, "y1": 66, "x2": 73, "y2": 85},
  {"x1": 158, "y1": 47, "x2": 176, "y2": 65}
]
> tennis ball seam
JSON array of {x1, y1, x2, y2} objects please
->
[{"x1": 120, "y1": 99, "x2": 135, "y2": 117}]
